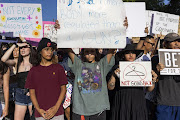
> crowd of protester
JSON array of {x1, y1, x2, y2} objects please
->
[{"x1": 0, "y1": 20, "x2": 180, "y2": 120}]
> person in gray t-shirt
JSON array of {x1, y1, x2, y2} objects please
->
[
  {"x1": 66, "y1": 48, "x2": 115, "y2": 120},
  {"x1": 154, "y1": 33, "x2": 180, "y2": 120}
]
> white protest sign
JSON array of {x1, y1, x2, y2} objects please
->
[
  {"x1": 124, "y1": 2, "x2": 146, "y2": 37},
  {"x1": 57, "y1": 0, "x2": 126, "y2": 48},
  {"x1": 44, "y1": 24, "x2": 57, "y2": 43},
  {"x1": 0, "y1": 3, "x2": 43, "y2": 38},
  {"x1": 120, "y1": 62, "x2": 152, "y2": 87},
  {"x1": 152, "y1": 12, "x2": 179, "y2": 35},
  {"x1": 159, "y1": 49, "x2": 180, "y2": 75}
]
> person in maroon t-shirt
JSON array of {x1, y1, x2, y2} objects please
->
[{"x1": 25, "y1": 38, "x2": 67, "y2": 120}]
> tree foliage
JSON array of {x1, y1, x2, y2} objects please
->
[{"x1": 123, "y1": 0, "x2": 180, "y2": 15}]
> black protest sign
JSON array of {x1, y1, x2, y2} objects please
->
[{"x1": 159, "y1": 49, "x2": 180, "y2": 75}]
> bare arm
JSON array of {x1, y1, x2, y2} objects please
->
[
  {"x1": 65, "y1": 48, "x2": 75, "y2": 63},
  {"x1": 29, "y1": 89, "x2": 47, "y2": 119},
  {"x1": 108, "y1": 75, "x2": 116, "y2": 90},
  {"x1": 108, "y1": 68, "x2": 120, "y2": 90},
  {"x1": 147, "y1": 70, "x2": 158, "y2": 92},
  {"x1": 136, "y1": 40, "x2": 144, "y2": 50},
  {"x1": 1, "y1": 44, "x2": 16, "y2": 65},
  {"x1": 3, "y1": 68, "x2": 10, "y2": 117},
  {"x1": 106, "y1": 49, "x2": 115, "y2": 64},
  {"x1": 45, "y1": 85, "x2": 66, "y2": 119}
]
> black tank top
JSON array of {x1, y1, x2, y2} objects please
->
[{"x1": 17, "y1": 71, "x2": 29, "y2": 89}]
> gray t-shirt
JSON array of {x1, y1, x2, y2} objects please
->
[
  {"x1": 152, "y1": 55, "x2": 180, "y2": 106},
  {"x1": 68, "y1": 55, "x2": 114, "y2": 115}
]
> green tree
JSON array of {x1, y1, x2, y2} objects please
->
[{"x1": 165, "y1": 0, "x2": 180, "y2": 15}]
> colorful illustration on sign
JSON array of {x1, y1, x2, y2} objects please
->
[
  {"x1": 1, "y1": 15, "x2": 6, "y2": 22},
  {"x1": 27, "y1": 15, "x2": 32, "y2": 21},
  {"x1": 37, "y1": 7, "x2": 41, "y2": 12},
  {"x1": 0, "y1": 3, "x2": 43, "y2": 38},
  {"x1": 36, "y1": 25, "x2": 41, "y2": 30},
  {"x1": 32, "y1": 30, "x2": 40, "y2": 38}
]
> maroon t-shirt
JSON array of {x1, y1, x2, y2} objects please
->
[{"x1": 25, "y1": 64, "x2": 68, "y2": 117}]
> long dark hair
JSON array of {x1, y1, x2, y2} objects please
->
[
  {"x1": 0, "y1": 61, "x2": 8, "y2": 75},
  {"x1": 80, "y1": 48, "x2": 101, "y2": 62},
  {"x1": 16, "y1": 42, "x2": 38, "y2": 73}
]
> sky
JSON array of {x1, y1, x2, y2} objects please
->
[
  {"x1": 164, "y1": 0, "x2": 170, "y2": 5},
  {"x1": 0, "y1": 0, "x2": 170, "y2": 22}
]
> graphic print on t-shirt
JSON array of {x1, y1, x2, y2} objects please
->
[{"x1": 78, "y1": 64, "x2": 102, "y2": 93}]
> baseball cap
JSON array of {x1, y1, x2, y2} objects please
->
[
  {"x1": 37, "y1": 38, "x2": 54, "y2": 53},
  {"x1": 164, "y1": 33, "x2": 180, "y2": 42}
]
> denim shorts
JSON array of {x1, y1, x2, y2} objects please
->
[{"x1": 15, "y1": 88, "x2": 32, "y2": 106}]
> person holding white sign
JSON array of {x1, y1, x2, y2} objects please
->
[
  {"x1": 107, "y1": 44, "x2": 157, "y2": 120},
  {"x1": 152, "y1": 33, "x2": 180, "y2": 120},
  {"x1": 66, "y1": 48, "x2": 115, "y2": 120}
]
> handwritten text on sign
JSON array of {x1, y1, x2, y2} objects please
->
[
  {"x1": 152, "y1": 11, "x2": 179, "y2": 35},
  {"x1": 57, "y1": 0, "x2": 126, "y2": 48},
  {"x1": 159, "y1": 49, "x2": 180, "y2": 75},
  {"x1": 120, "y1": 62, "x2": 152, "y2": 87},
  {"x1": 44, "y1": 23, "x2": 57, "y2": 43},
  {"x1": 0, "y1": 3, "x2": 43, "y2": 38}
]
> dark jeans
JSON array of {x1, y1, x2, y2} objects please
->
[{"x1": 72, "y1": 111, "x2": 106, "y2": 120}]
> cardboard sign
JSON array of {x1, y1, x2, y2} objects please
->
[
  {"x1": 120, "y1": 61, "x2": 152, "y2": 87},
  {"x1": 57, "y1": 0, "x2": 126, "y2": 48},
  {"x1": 159, "y1": 49, "x2": 180, "y2": 75},
  {"x1": 44, "y1": 22, "x2": 57, "y2": 43},
  {"x1": 152, "y1": 11, "x2": 179, "y2": 35},
  {"x1": 124, "y1": 2, "x2": 146, "y2": 37},
  {"x1": 0, "y1": 3, "x2": 43, "y2": 38}
]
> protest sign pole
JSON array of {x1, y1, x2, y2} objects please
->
[{"x1": 150, "y1": 14, "x2": 154, "y2": 36}]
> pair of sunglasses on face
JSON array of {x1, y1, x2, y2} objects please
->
[
  {"x1": 146, "y1": 41, "x2": 155, "y2": 46},
  {"x1": 19, "y1": 45, "x2": 30, "y2": 49},
  {"x1": 84, "y1": 49, "x2": 96, "y2": 55}
]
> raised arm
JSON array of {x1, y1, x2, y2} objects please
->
[
  {"x1": 1, "y1": 44, "x2": 16, "y2": 65},
  {"x1": 106, "y1": 49, "x2": 116, "y2": 64},
  {"x1": 64, "y1": 48, "x2": 75, "y2": 63}
]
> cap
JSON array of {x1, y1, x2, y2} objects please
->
[
  {"x1": 164, "y1": 33, "x2": 180, "y2": 42},
  {"x1": 37, "y1": 38, "x2": 54, "y2": 53}
]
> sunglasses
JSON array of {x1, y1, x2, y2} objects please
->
[
  {"x1": 84, "y1": 49, "x2": 96, "y2": 55},
  {"x1": 146, "y1": 41, "x2": 155, "y2": 46},
  {"x1": 20, "y1": 45, "x2": 30, "y2": 49}
]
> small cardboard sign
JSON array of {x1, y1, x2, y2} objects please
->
[
  {"x1": 120, "y1": 61, "x2": 152, "y2": 87},
  {"x1": 159, "y1": 49, "x2": 180, "y2": 75}
]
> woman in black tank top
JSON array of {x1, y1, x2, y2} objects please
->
[{"x1": 1, "y1": 40, "x2": 37, "y2": 120}]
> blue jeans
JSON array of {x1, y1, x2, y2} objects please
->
[
  {"x1": 15, "y1": 88, "x2": 32, "y2": 106},
  {"x1": 156, "y1": 105, "x2": 180, "y2": 120}
]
